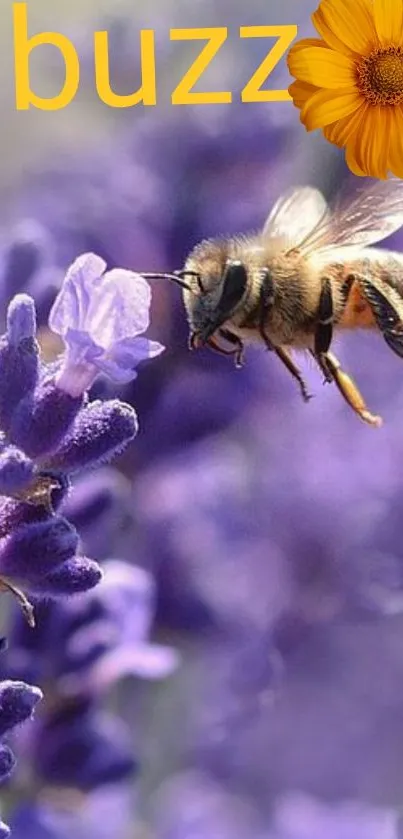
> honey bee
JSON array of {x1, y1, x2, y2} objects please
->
[{"x1": 145, "y1": 179, "x2": 403, "y2": 427}]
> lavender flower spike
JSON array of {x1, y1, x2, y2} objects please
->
[{"x1": 49, "y1": 253, "x2": 164, "y2": 397}]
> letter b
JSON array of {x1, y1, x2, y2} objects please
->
[{"x1": 14, "y1": 3, "x2": 80, "y2": 111}]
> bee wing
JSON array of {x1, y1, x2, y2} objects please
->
[
  {"x1": 262, "y1": 187, "x2": 330, "y2": 249},
  {"x1": 300, "y1": 178, "x2": 403, "y2": 257}
]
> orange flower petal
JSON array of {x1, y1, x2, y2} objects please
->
[
  {"x1": 312, "y1": 6, "x2": 355, "y2": 57},
  {"x1": 323, "y1": 101, "x2": 368, "y2": 146},
  {"x1": 288, "y1": 45, "x2": 356, "y2": 88},
  {"x1": 373, "y1": 0, "x2": 403, "y2": 46},
  {"x1": 313, "y1": 0, "x2": 377, "y2": 57},
  {"x1": 349, "y1": 106, "x2": 391, "y2": 177},
  {"x1": 289, "y1": 80, "x2": 318, "y2": 108},
  {"x1": 288, "y1": 37, "x2": 329, "y2": 54},
  {"x1": 375, "y1": 106, "x2": 392, "y2": 178},
  {"x1": 301, "y1": 88, "x2": 362, "y2": 130},
  {"x1": 345, "y1": 143, "x2": 366, "y2": 176},
  {"x1": 389, "y1": 106, "x2": 403, "y2": 177}
]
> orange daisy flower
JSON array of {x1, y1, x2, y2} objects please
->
[{"x1": 287, "y1": 0, "x2": 403, "y2": 179}]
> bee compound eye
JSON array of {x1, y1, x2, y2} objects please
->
[{"x1": 219, "y1": 260, "x2": 248, "y2": 316}]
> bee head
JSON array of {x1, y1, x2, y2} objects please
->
[{"x1": 182, "y1": 240, "x2": 248, "y2": 346}]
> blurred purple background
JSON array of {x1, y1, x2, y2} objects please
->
[{"x1": 1, "y1": 1, "x2": 403, "y2": 837}]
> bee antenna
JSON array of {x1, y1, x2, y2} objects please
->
[
  {"x1": 176, "y1": 270, "x2": 205, "y2": 293},
  {"x1": 141, "y1": 272, "x2": 192, "y2": 291}
]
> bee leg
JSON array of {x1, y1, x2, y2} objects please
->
[
  {"x1": 310, "y1": 350, "x2": 333, "y2": 384},
  {"x1": 188, "y1": 331, "x2": 199, "y2": 350},
  {"x1": 274, "y1": 346, "x2": 313, "y2": 403},
  {"x1": 312, "y1": 275, "x2": 356, "y2": 384},
  {"x1": 314, "y1": 277, "x2": 333, "y2": 357},
  {"x1": 258, "y1": 270, "x2": 311, "y2": 402},
  {"x1": 260, "y1": 321, "x2": 311, "y2": 401},
  {"x1": 207, "y1": 331, "x2": 245, "y2": 369},
  {"x1": 206, "y1": 336, "x2": 236, "y2": 356},
  {"x1": 258, "y1": 268, "x2": 275, "y2": 352},
  {"x1": 218, "y1": 328, "x2": 245, "y2": 369},
  {"x1": 323, "y1": 351, "x2": 383, "y2": 428}
]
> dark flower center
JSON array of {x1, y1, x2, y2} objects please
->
[{"x1": 357, "y1": 46, "x2": 403, "y2": 105}]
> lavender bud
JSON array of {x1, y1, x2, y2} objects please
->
[
  {"x1": 46, "y1": 400, "x2": 138, "y2": 473},
  {"x1": 10, "y1": 380, "x2": 83, "y2": 458},
  {"x1": 37, "y1": 556, "x2": 102, "y2": 596},
  {"x1": 0, "y1": 498, "x2": 49, "y2": 539},
  {"x1": 0, "y1": 298, "x2": 39, "y2": 431},
  {"x1": 62, "y1": 469, "x2": 131, "y2": 559},
  {"x1": 36, "y1": 707, "x2": 136, "y2": 790},
  {"x1": 0, "y1": 447, "x2": 34, "y2": 494},
  {"x1": 0, "y1": 745, "x2": 15, "y2": 781},
  {"x1": 0, "y1": 517, "x2": 79, "y2": 583},
  {"x1": 6, "y1": 294, "x2": 36, "y2": 345},
  {"x1": 0, "y1": 680, "x2": 42, "y2": 736}
]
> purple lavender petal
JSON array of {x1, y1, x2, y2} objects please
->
[
  {"x1": 94, "y1": 337, "x2": 165, "y2": 383},
  {"x1": 112, "y1": 336, "x2": 164, "y2": 363},
  {"x1": 49, "y1": 255, "x2": 152, "y2": 345},
  {"x1": 49, "y1": 253, "x2": 107, "y2": 336},
  {"x1": 87, "y1": 362, "x2": 138, "y2": 385},
  {"x1": 60, "y1": 559, "x2": 178, "y2": 688},
  {"x1": 64, "y1": 327, "x2": 102, "y2": 356},
  {"x1": 84, "y1": 268, "x2": 152, "y2": 344},
  {"x1": 59, "y1": 621, "x2": 115, "y2": 684},
  {"x1": 4, "y1": 557, "x2": 178, "y2": 702},
  {"x1": 48, "y1": 254, "x2": 161, "y2": 394},
  {"x1": 87, "y1": 644, "x2": 179, "y2": 691},
  {"x1": 91, "y1": 561, "x2": 154, "y2": 642}
]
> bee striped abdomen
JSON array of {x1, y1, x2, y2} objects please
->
[
  {"x1": 337, "y1": 253, "x2": 403, "y2": 356},
  {"x1": 338, "y1": 279, "x2": 377, "y2": 329}
]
